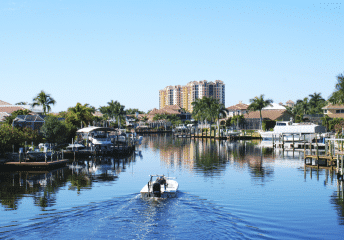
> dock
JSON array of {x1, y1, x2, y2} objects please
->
[{"x1": 2, "y1": 159, "x2": 69, "y2": 171}]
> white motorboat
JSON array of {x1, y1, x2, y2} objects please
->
[
  {"x1": 140, "y1": 175, "x2": 179, "y2": 198},
  {"x1": 260, "y1": 120, "x2": 326, "y2": 141}
]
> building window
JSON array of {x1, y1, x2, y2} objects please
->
[{"x1": 335, "y1": 110, "x2": 344, "y2": 113}]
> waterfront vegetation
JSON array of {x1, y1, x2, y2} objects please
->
[
  {"x1": 191, "y1": 96, "x2": 228, "y2": 128},
  {"x1": 2, "y1": 71, "x2": 344, "y2": 155},
  {"x1": 0, "y1": 123, "x2": 42, "y2": 154}
]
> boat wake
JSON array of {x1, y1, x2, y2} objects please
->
[{"x1": 1, "y1": 192, "x2": 270, "y2": 240}]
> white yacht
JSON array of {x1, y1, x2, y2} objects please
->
[
  {"x1": 140, "y1": 175, "x2": 179, "y2": 198},
  {"x1": 75, "y1": 126, "x2": 143, "y2": 151},
  {"x1": 260, "y1": 119, "x2": 326, "y2": 141}
]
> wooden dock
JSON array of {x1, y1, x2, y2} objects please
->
[
  {"x1": 304, "y1": 155, "x2": 336, "y2": 169},
  {"x1": 3, "y1": 159, "x2": 69, "y2": 170}
]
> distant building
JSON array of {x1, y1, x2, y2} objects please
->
[
  {"x1": 159, "y1": 80, "x2": 225, "y2": 112},
  {"x1": 226, "y1": 101, "x2": 249, "y2": 117},
  {"x1": 147, "y1": 105, "x2": 191, "y2": 122},
  {"x1": 285, "y1": 100, "x2": 295, "y2": 108}
]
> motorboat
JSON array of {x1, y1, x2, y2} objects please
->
[
  {"x1": 259, "y1": 119, "x2": 326, "y2": 141},
  {"x1": 76, "y1": 127, "x2": 143, "y2": 150},
  {"x1": 140, "y1": 175, "x2": 179, "y2": 198}
]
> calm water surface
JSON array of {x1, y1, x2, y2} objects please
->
[{"x1": 1, "y1": 134, "x2": 344, "y2": 239}]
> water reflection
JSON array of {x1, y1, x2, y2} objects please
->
[
  {"x1": 144, "y1": 134, "x2": 275, "y2": 183},
  {"x1": 303, "y1": 167, "x2": 344, "y2": 224},
  {"x1": 332, "y1": 180, "x2": 344, "y2": 225},
  {"x1": 0, "y1": 154, "x2": 138, "y2": 210}
]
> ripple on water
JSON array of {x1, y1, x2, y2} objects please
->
[{"x1": 0, "y1": 192, "x2": 276, "y2": 240}]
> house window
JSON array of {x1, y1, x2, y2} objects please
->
[
  {"x1": 335, "y1": 110, "x2": 344, "y2": 113},
  {"x1": 324, "y1": 110, "x2": 327, "y2": 114}
]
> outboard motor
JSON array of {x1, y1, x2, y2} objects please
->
[{"x1": 152, "y1": 182, "x2": 161, "y2": 197}]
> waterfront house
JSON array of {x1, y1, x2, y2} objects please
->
[
  {"x1": 226, "y1": 101, "x2": 249, "y2": 118},
  {"x1": 322, "y1": 104, "x2": 344, "y2": 118},
  {"x1": 12, "y1": 115, "x2": 46, "y2": 130},
  {"x1": 285, "y1": 100, "x2": 295, "y2": 108},
  {"x1": 244, "y1": 108, "x2": 294, "y2": 130},
  {"x1": 148, "y1": 105, "x2": 191, "y2": 122}
]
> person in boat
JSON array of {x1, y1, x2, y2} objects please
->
[{"x1": 157, "y1": 176, "x2": 167, "y2": 189}]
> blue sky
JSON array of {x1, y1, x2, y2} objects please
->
[{"x1": 1, "y1": 0, "x2": 343, "y2": 113}]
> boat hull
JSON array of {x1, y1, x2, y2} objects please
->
[{"x1": 141, "y1": 192, "x2": 178, "y2": 199}]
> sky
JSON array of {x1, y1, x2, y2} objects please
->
[{"x1": 1, "y1": 0, "x2": 343, "y2": 113}]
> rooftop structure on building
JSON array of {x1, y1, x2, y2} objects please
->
[{"x1": 159, "y1": 80, "x2": 225, "y2": 112}]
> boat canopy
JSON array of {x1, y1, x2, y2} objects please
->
[{"x1": 76, "y1": 126, "x2": 116, "y2": 133}]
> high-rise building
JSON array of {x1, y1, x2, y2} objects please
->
[{"x1": 159, "y1": 80, "x2": 225, "y2": 112}]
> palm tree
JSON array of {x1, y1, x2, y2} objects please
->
[
  {"x1": 67, "y1": 103, "x2": 95, "y2": 128},
  {"x1": 209, "y1": 100, "x2": 228, "y2": 131},
  {"x1": 300, "y1": 97, "x2": 309, "y2": 115},
  {"x1": 329, "y1": 73, "x2": 344, "y2": 104},
  {"x1": 99, "y1": 100, "x2": 126, "y2": 126},
  {"x1": 308, "y1": 92, "x2": 325, "y2": 114},
  {"x1": 247, "y1": 94, "x2": 273, "y2": 129},
  {"x1": 321, "y1": 115, "x2": 331, "y2": 132},
  {"x1": 32, "y1": 90, "x2": 56, "y2": 115},
  {"x1": 192, "y1": 98, "x2": 207, "y2": 128},
  {"x1": 15, "y1": 102, "x2": 28, "y2": 105},
  {"x1": 141, "y1": 115, "x2": 148, "y2": 123}
]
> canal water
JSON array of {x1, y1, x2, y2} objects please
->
[{"x1": 1, "y1": 134, "x2": 344, "y2": 239}]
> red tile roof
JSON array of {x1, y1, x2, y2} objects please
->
[
  {"x1": 0, "y1": 106, "x2": 26, "y2": 114},
  {"x1": 0, "y1": 100, "x2": 11, "y2": 105},
  {"x1": 322, "y1": 104, "x2": 344, "y2": 110},
  {"x1": 227, "y1": 103, "x2": 249, "y2": 111},
  {"x1": 244, "y1": 109, "x2": 293, "y2": 121}
]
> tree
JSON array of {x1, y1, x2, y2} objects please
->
[
  {"x1": 99, "y1": 100, "x2": 126, "y2": 126},
  {"x1": 41, "y1": 116, "x2": 76, "y2": 144},
  {"x1": 0, "y1": 124, "x2": 41, "y2": 154},
  {"x1": 191, "y1": 98, "x2": 207, "y2": 127},
  {"x1": 15, "y1": 102, "x2": 28, "y2": 105},
  {"x1": 321, "y1": 115, "x2": 331, "y2": 132},
  {"x1": 32, "y1": 90, "x2": 56, "y2": 115},
  {"x1": 66, "y1": 103, "x2": 95, "y2": 128},
  {"x1": 230, "y1": 115, "x2": 245, "y2": 129},
  {"x1": 126, "y1": 108, "x2": 144, "y2": 115},
  {"x1": 141, "y1": 115, "x2": 148, "y2": 123},
  {"x1": 247, "y1": 95, "x2": 273, "y2": 129},
  {"x1": 308, "y1": 92, "x2": 326, "y2": 114},
  {"x1": 300, "y1": 97, "x2": 309, "y2": 115},
  {"x1": 213, "y1": 102, "x2": 228, "y2": 130},
  {"x1": 329, "y1": 72, "x2": 344, "y2": 104}
]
